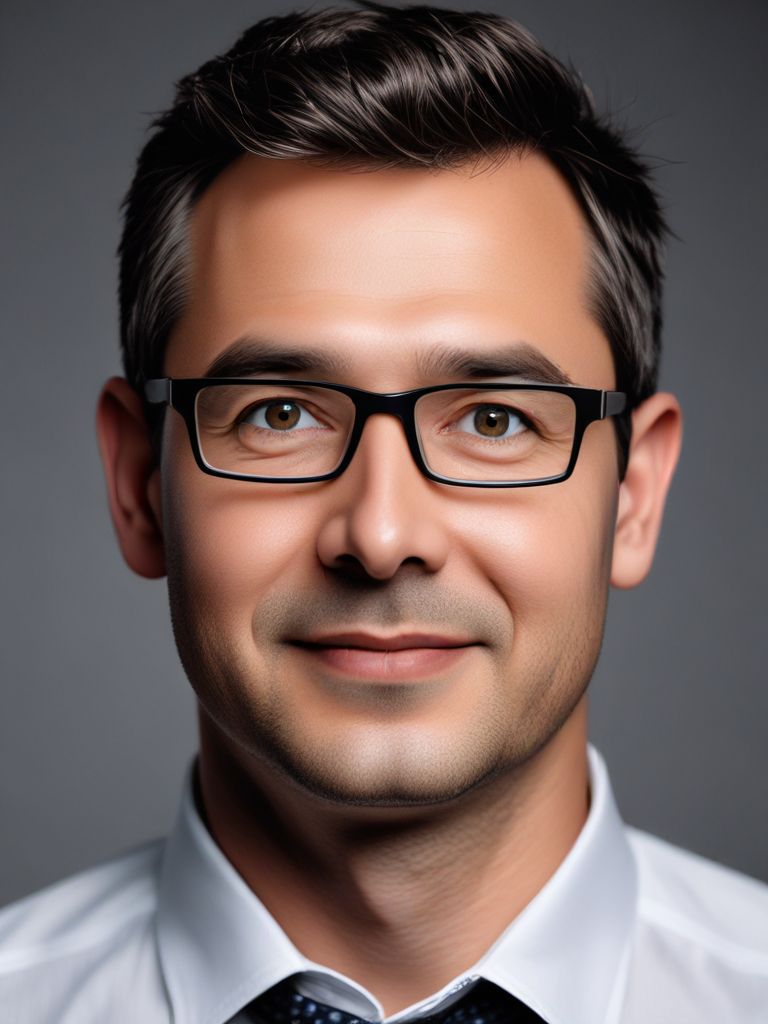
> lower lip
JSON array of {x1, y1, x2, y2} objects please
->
[{"x1": 294, "y1": 644, "x2": 475, "y2": 680}]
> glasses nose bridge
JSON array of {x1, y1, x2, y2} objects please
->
[
  {"x1": 347, "y1": 387, "x2": 422, "y2": 470},
  {"x1": 355, "y1": 388, "x2": 415, "y2": 425}
]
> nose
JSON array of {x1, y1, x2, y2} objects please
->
[{"x1": 315, "y1": 412, "x2": 451, "y2": 581}]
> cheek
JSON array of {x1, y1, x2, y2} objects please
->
[
  {"x1": 161, "y1": 425, "x2": 318, "y2": 628},
  {"x1": 458, "y1": 461, "x2": 618, "y2": 632}
]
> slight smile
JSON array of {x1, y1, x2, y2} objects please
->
[{"x1": 289, "y1": 632, "x2": 480, "y2": 681}]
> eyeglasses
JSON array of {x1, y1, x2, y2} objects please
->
[{"x1": 145, "y1": 378, "x2": 627, "y2": 488}]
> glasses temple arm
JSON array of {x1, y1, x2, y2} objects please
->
[
  {"x1": 603, "y1": 391, "x2": 627, "y2": 418},
  {"x1": 145, "y1": 378, "x2": 171, "y2": 405}
]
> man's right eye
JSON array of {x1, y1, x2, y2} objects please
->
[{"x1": 239, "y1": 399, "x2": 324, "y2": 432}]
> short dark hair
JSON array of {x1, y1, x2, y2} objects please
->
[{"x1": 119, "y1": 0, "x2": 669, "y2": 476}]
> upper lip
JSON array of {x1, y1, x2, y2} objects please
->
[{"x1": 293, "y1": 631, "x2": 476, "y2": 651}]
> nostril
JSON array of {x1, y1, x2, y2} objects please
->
[{"x1": 326, "y1": 554, "x2": 414, "y2": 586}]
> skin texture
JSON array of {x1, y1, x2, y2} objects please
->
[{"x1": 97, "y1": 151, "x2": 682, "y2": 1014}]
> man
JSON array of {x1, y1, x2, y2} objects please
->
[{"x1": 1, "y1": 2, "x2": 766, "y2": 1021}]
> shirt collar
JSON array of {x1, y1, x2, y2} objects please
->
[{"x1": 156, "y1": 743, "x2": 637, "y2": 1024}]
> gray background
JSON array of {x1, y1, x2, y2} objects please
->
[{"x1": 1, "y1": 0, "x2": 766, "y2": 907}]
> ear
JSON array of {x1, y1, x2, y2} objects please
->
[
  {"x1": 611, "y1": 391, "x2": 683, "y2": 589},
  {"x1": 95, "y1": 376, "x2": 166, "y2": 579}
]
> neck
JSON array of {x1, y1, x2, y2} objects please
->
[{"x1": 196, "y1": 701, "x2": 590, "y2": 1017}]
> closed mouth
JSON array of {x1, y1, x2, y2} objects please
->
[{"x1": 292, "y1": 632, "x2": 476, "y2": 652}]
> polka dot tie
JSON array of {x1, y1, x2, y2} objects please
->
[{"x1": 245, "y1": 975, "x2": 546, "y2": 1023}]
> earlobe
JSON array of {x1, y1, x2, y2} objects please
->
[
  {"x1": 610, "y1": 392, "x2": 683, "y2": 590},
  {"x1": 95, "y1": 376, "x2": 167, "y2": 579}
]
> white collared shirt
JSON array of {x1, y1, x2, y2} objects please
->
[{"x1": 1, "y1": 744, "x2": 766, "y2": 1023}]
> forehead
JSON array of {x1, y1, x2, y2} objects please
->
[{"x1": 165, "y1": 151, "x2": 614, "y2": 388}]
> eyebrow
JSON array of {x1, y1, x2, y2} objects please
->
[
  {"x1": 414, "y1": 341, "x2": 574, "y2": 385},
  {"x1": 204, "y1": 337, "x2": 353, "y2": 378},
  {"x1": 203, "y1": 334, "x2": 573, "y2": 386}
]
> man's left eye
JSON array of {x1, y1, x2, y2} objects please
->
[{"x1": 455, "y1": 405, "x2": 527, "y2": 439}]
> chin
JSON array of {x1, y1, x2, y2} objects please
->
[{"x1": 251, "y1": 722, "x2": 522, "y2": 809}]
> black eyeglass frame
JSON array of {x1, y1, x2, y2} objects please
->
[{"x1": 145, "y1": 377, "x2": 628, "y2": 488}]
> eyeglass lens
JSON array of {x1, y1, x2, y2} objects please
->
[{"x1": 193, "y1": 383, "x2": 577, "y2": 482}]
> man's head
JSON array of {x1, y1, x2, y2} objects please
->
[
  {"x1": 119, "y1": 0, "x2": 667, "y2": 469},
  {"x1": 97, "y1": 2, "x2": 681, "y2": 808}
]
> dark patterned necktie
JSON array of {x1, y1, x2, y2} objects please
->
[{"x1": 245, "y1": 975, "x2": 546, "y2": 1023}]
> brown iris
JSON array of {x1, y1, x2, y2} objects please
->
[
  {"x1": 264, "y1": 401, "x2": 301, "y2": 430},
  {"x1": 474, "y1": 406, "x2": 510, "y2": 437}
]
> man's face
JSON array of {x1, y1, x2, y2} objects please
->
[{"x1": 159, "y1": 152, "x2": 620, "y2": 806}]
